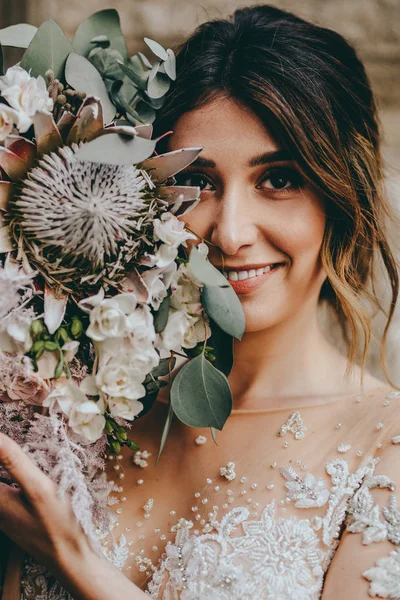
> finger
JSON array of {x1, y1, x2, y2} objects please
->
[{"x1": 0, "y1": 433, "x2": 56, "y2": 503}]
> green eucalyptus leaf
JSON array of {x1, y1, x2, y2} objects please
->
[
  {"x1": 188, "y1": 245, "x2": 230, "y2": 288},
  {"x1": 170, "y1": 352, "x2": 232, "y2": 429},
  {"x1": 210, "y1": 427, "x2": 217, "y2": 444},
  {"x1": 154, "y1": 294, "x2": 170, "y2": 333},
  {"x1": 90, "y1": 34, "x2": 110, "y2": 48},
  {"x1": 20, "y1": 19, "x2": 73, "y2": 80},
  {"x1": 207, "y1": 319, "x2": 234, "y2": 377},
  {"x1": 117, "y1": 61, "x2": 148, "y2": 90},
  {"x1": 75, "y1": 131, "x2": 156, "y2": 165},
  {"x1": 149, "y1": 356, "x2": 176, "y2": 379},
  {"x1": 144, "y1": 37, "x2": 168, "y2": 61},
  {"x1": 72, "y1": 9, "x2": 128, "y2": 60},
  {"x1": 0, "y1": 24, "x2": 38, "y2": 48},
  {"x1": 137, "y1": 89, "x2": 165, "y2": 110},
  {"x1": 201, "y1": 284, "x2": 245, "y2": 340},
  {"x1": 155, "y1": 400, "x2": 174, "y2": 464},
  {"x1": 65, "y1": 53, "x2": 115, "y2": 124},
  {"x1": 137, "y1": 51, "x2": 152, "y2": 69},
  {"x1": 147, "y1": 72, "x2": 170, "y2": 100},
  {"x1": 89, "y1": 47, "x2": 124, "y2": 80},
  {"x1": 134, "y1": 100, "x2": 156, "y2": 123},
  {"x1": 164, "y1": 49, "x2": 176, "y2": 80}
]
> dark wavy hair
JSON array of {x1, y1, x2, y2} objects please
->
[{"x1": 152, "y1": 4, "x2": 400, "y2": 388}]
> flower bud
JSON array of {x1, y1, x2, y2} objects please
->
[
  {"x1": 109, "y1": 439, "x2": 121, "y2": 454},
  {"x1": 44, "y1": 340, "x2": 59, "y2": 352},
  {"x1": 56, "y1": 327, "x2": 69, "y2": 344},
  {"x1": 54, "y1": 359, "x2": 64, "y2": 379},
  {"x1": 31, "y1": 339, "x2": 45, "y2": 354},
  {"x1": 105, "y1": 420, "x2": 113, "y2": 435},
  {"x1": 30, "y1": 319, "x2": 45, "y2": 337},
  {"x1": 70, "y1": 317, "x2": 84, "y2": 339}
]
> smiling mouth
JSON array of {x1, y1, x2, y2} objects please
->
[{"x1": 221, "y1": 263, "x2": 286, "y2": 281}]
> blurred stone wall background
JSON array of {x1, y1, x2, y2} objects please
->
[
  {"x1": 1, "y1": 0, "x2": 400, "y2": 382},
  {"x1": 2, "y1": 0, "x2": 399, "y2": 169}
]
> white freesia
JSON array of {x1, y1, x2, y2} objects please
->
[
  {"x1": 43, "y1": 382, "x2": 105, "y2": 444},
  {"x1": 107, "y1": 396, "x2": 143, "y2": 420},
  {"x1": 0, "y1": 104, "x2": 19, "y2": 141},
  {"x1": 141, "y1": 261, "x2": 177, "y2": 310},
  {"x1": 170, "y1": 264, "x2": 202, "y2": 313},
  {"x1": 155, "y1": 308, "x2": 191, "y2": 353},
  {"x1": 0, "y1": 317, "x2": 32, "y2": 354},
  {"x1": 151, "y1": 212, "x2": 197, "y2": 267},
  {"x1": 0, "y1": 66, "x2": 53, "y2": 133},
  {"x1": 183, "y1": 315, "x2": 211, "y2": 348}
]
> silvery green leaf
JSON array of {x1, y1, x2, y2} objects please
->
[
  {"x1": 89, "y1": 47, "x2": 124, "y2": 80},
  {"x1": 117, "y1": 61, "x2": 148, "y2": 90},
  {"x1": 73, "y1": 9, "x2": 128, "y2": 59},
  {"x1": 138, "y1": 51, "x2": 152, "y2": 69},
  {"x1": 147, "y1": 72, "x2": 170, "y2": 100},
  {"x1": 134, "y1": 101, "x2": 156, "y2": 124},
  {"x1": 188, "y1": 245, "x2": 230, "y2": 288},
  {"x1": 202, "y1": 284, "x2": 245, "y2": 340},
  {"x1": 207, "y1": 319, "x2": 234, "y2": 377},
  {"x1": 75, "y1": 132, "x2": 156, "y2": 165},
  {"x1": 0, "y1": 24, "x2": 37, "y2": 48},
  {"x1": 138, "y1": 147, "x2": 203, "y2": 182},
  {"x1": 170, "y1": 352, "x2": 232, "y2": 429},
  {"x1": 154, "y1": 294, "x2": 170, "y2": 333},
  {"x1": 144, "y1": 37, "x2": 168, "y2": 61},
  {"x1": 90, "y1": 34, "x2": 110, "y2": 48},
  {"x1": 20, "y1": 19, "x2": 73, "y2": 79},
  {"x1": 65, "y1": 53, "x2": 115, "y2": 124},
  {"x1": 164, "y1": 48, "x2": 176, "y2": 80}
]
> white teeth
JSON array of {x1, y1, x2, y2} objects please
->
[{"x1": 223, "y1": 264, "x2": 282, "y2": 281}]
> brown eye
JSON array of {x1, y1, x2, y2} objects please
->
[
  {"x1": 174, "y1": 172, "x2": 215, "y2": 191},
  {"x1": 259, "y1": 168, "x2": 303, "y2": 193}
]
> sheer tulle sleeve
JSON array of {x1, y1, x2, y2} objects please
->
[{"x1": 322, "y1": 393, "x2": 400, "y2": 599}]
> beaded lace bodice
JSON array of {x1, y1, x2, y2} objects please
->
[{"x1": 14, "y1": 384, "x2": 400, "y2": 599}]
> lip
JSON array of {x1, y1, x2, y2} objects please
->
[{"x1": 224, "y1": 263, "x2": 285, "y2": 295}]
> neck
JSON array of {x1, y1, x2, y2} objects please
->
[{"x1": 228, "y1": 303, "x2": 357, "y2": 410}]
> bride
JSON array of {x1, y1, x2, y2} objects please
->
[{"x1": 1, "y1": 4, "x2": 400, "y2": 599}]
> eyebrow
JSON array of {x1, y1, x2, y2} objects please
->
[{"x1": 187, "y1": 149, "x2": 295, "y2": 169}]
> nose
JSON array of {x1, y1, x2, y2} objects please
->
[{"x1": 209, "y1": 183, "x2": 258, "y2": 256}]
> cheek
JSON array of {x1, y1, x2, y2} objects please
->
[{"x1": 267, "y1": 199, "x2": 326, "y2": 269}]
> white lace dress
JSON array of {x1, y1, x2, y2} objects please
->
[{"x1": 5, "y1": 385, "x2": 400, "y2": 599}]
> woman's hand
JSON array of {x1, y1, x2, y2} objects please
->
[
  {"x1": 0, "y1": 431, "x2": 148, "y2": 600},
  {"x1": 0, "y1": 431, "x2": 91, "y2": 574}
]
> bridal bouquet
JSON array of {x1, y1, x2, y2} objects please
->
[{"x1": 0, "y1": 9, "x2": 245, "y2": 460}]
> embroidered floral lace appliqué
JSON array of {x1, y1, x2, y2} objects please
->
[{"x1": 146, "y1": 457, "x2": 395, "y2": 600}]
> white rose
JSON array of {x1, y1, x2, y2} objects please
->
[
  {"x1": 107, "y1": 396, "x2": 143, "y2": 421},
  {"x1": 0, "y1": 66, "x2": 53, "y2": 133},
  {"x1": 43, "y1": 382, "x2": 105, "y2": 444},
  {"x1": 96, "y1": 358, "x2": 146, "y2": 401},
  {"x1": 0, "y1": 104, "x2": 19, "y2": 141},
  {"x1": 86, "y1": 292, "x2": 137, "y2": 341}
]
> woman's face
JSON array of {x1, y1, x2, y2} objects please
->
[{"x1": 167, "y1": 96, "x2": 327, "y2": 332}]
